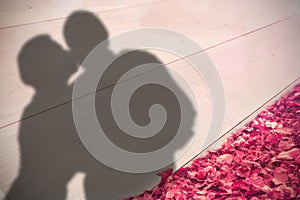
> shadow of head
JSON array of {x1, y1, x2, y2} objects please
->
[
  {"x1": 18, "y1": 35, "x2": 76, "y2": 90},
  {"x1": 63, "y1": 10, "x2": 109, "y2": 64}
]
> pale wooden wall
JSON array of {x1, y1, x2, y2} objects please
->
[{"x1": 0, "y1": 0, "x2": 299, "y2": 199}]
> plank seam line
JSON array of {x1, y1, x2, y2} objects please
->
[
  {"x1": 0, "y1": 0, "x2": 168, "y2": 30},
  {"x1": 180, "y1": 76, "x2": 300, "y2": 169},
  {"x1": 0, "y1": 15, "x2": 295, "y2": 130}
]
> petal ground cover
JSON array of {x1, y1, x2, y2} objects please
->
[{"x1": 126, "y1": 83, "x2": 300, "y2": 200}]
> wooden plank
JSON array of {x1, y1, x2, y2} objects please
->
[
  {"x1": 0, "y1": 0, "x2": 165, "y2": 28},
  {"x1": 176, "y1": 15, "x2": 300, "y2": 169},
  {"x1": 0, "y1": 0, "x2": 298, "y2": 128},
  {"x1": 0, "y1": 15, "x2": 299, "y2": 199}
]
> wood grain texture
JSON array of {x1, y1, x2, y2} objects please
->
[
  {"x1": 0, "y1": 0, "x2": 299, "y2": 199},
  {"x1": 0, "y1": 0, "x2": 298, "y2": 128},
  {"x1": 0, "y1": 0, "x2": 166, "y2": 28}
]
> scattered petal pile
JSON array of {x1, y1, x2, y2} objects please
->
[{"x1": 126, "y1": 83, "x2": 300, "y2": 200}]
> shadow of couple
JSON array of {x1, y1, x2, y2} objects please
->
[{"x1": 7, "y1": 10, "x2": 195, "y2": 199}]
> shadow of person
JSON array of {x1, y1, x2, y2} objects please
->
[
  {"x1": 6, "y1": 35, "x2": 80, "y2": 200},
  {"x1": 7, "y1": 10, "x2": 196, "y2": 200}
]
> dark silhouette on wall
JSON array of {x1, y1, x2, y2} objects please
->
[{"x1": 7, "y1": 11, "x2": 195, "y2": 199}]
